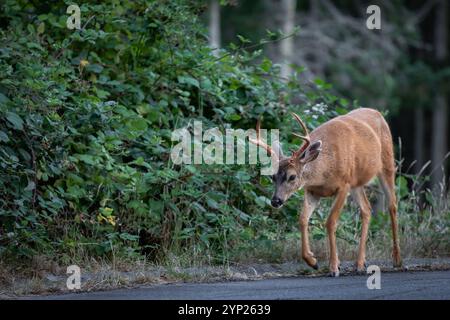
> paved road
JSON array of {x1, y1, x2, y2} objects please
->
[{"x1": 28, "y1": 270, "x2": 450, "y2": 300}]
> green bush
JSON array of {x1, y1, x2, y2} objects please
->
[{"x1": 0, "y1": 0, "x2": 347, "y2": 261}]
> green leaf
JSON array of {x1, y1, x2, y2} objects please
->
[
  {"x1": 37, "y1": 22, "x2": 45, "y2": 34},
  {"x1": 78, "y1": 154, "x2": 96, "y2": 165},
  {"x1": 206, "y1": 198, "x2": 219, "y2": 210},
  {"x1": 312, "y1": 228, "x2": 326, "y2": 240},
  {"x1": 6, "y1": 112, "x2": 24, "y2": 130},
  {"x1": 225, "y1": 113, "x2": 241, "y2": 121},
  {"x1": 260, "y1": 58, "x2": 272, "y2": 72},
  {"x1": 255, "y1": 196, "x2": 271, "y2": 207},
  {"x1": 200, "y1": 77, "x2": 212, "y2": 90},
  {"x1": 95, "y1": 89, "x2": 110, "y2": 99},
  {"x1": 0, "y1": 130, "x2": 9, "y2": 142},
  {"x1": 235, "y1": 171, "x2": 250, "y2": 181},
  {"x1": 335, "y1": 106, "x2": 348, "y2": 115},
  {"x1": 119, "y1": 233, "x2": 139, "y2": 241},
  {"x1": 126, "y1": 117, "x2": 148, "y2": 132},
  {"x1": 0, "y1": 93, "x2": 10, "y2": 105},
  {"x1": 24, "y1": 181, "x2": 36, "y2": 191},
  {"x1": 396, "y1": 176, "x2": 408, "y2": 198},
  {"x1": 178, "y1": 75, "x2": 199, "y2": 88},
  {"x1": 237, "y1": 34, "x2": 251, "y2": 44},
  {"x1": 100, "y1": 207, "x2": 114, "y2": 216},
  {"x1": 86, "y1": 63, "x2": 104, "y2": 73}
]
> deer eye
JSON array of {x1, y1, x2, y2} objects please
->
[{"x1": 288, "y1": 175, "x2": 296, "y2": 182}]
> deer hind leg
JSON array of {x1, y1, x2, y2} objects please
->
[
  {"x1": 351, "y1": 187, "x2": 371, "y2": 273},
  {"x1": 326, "y1": 185, "x2": 350, "y2": 277},
  {"x1": 300, "y1": 191, "x2": 320, "y2": 269},
  {"x1": 378, "y1": 170, "x2": 402, "y2": 268}
]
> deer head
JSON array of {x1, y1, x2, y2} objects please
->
[{"x1": 250, "y1": 113, "x2": 322, "y2": 208}]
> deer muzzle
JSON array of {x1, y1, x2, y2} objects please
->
[{"x1": 271, "y1": 197, "x2": 284, "y2": 208}]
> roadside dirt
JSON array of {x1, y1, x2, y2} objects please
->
[{"x1": 2, "y1": 257, "x2": 450, "y2": 299}]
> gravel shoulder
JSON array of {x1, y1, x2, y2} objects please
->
[{"x1": 2, "y1": 257, "x2": 450, "y2": 299}]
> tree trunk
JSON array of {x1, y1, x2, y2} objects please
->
[
  {"x1": 263, "y1": 0, "x2": 283, "y2": 63},
  {"x1": 414, "y1": 107, "x2": 425, "y2": 173},
  {"x1": 280, "y1": 0, "x2": 296, "y2": 79},
  {"x1": 209, "y1": 0, "x2": 221, "y2": 55},
  {"x1": 431, "y1": 0, "x2": 448, "y2": 189}
]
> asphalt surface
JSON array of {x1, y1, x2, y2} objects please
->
[{"x1": 29, "y1": 270, "x2": 450, "y2": 300}]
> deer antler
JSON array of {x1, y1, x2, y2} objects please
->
[
  {"x1": 249, "y1": 119, "x2": 278, "y2": 160},
  {"x1": 291, "y1": 112, "x2": 311, "y2": 159}
]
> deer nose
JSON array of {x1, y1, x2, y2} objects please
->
[{"x1": 271, "y1": 197, "x2": 283, "y2": 208}]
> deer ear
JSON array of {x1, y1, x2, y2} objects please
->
[{"x1": 300, "y1": 140, "x2": 322, "y2": 163}]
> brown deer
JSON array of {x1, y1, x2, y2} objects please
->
[{"x1": 250, "y1": 108, "x2": 402, "y2": 277}]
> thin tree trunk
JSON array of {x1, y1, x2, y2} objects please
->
[
  {"x1": 414, "y1": 107, "x2": 426, "y2": 209},
  {"x1": 414, "y1": 107, "x2": 425, "y2": 172},
  {"x1": 309, "y1": 0, "x2": 325, "y2": 78},
  {"x1": 209, "y1": 0, "x2": 221, "y2": 55},
  {"x1": 263, "y1": 0, "x2": 283, "y2": 62},
  {"x1": 280, "y1": 0, "x2": 296, "y2": 79},
  {"x1": 431, "y1": 0, "x2": 448, "y2": 189}
]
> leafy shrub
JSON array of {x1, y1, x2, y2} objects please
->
[{"x1": 0, "y1": 0, "x2": 348, "y2": 261}]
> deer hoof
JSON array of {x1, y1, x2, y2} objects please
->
[
  {"x1": 329, "y1": 270, "x2": 340, "y2": 277},
  {"x1": 393, "y1": 259, "x2": 403, "y2": 268},
  {"x1": 312, "y1": 263, "x2": 319, "y2": 270},
  {"x1": 356, "y1": 262, "x2": 367, "y2": 274}
]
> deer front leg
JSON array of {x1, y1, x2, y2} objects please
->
[
  {"x1": 300, "y1": 191, "x2": 320, "y2": 269},
  {"x1": 326, "y1": 185, "x2": 350, "y2": 277}
]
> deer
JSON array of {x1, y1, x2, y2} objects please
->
[{"x1": 250, "y1": 108, "x2": 402, "y2": 277}]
